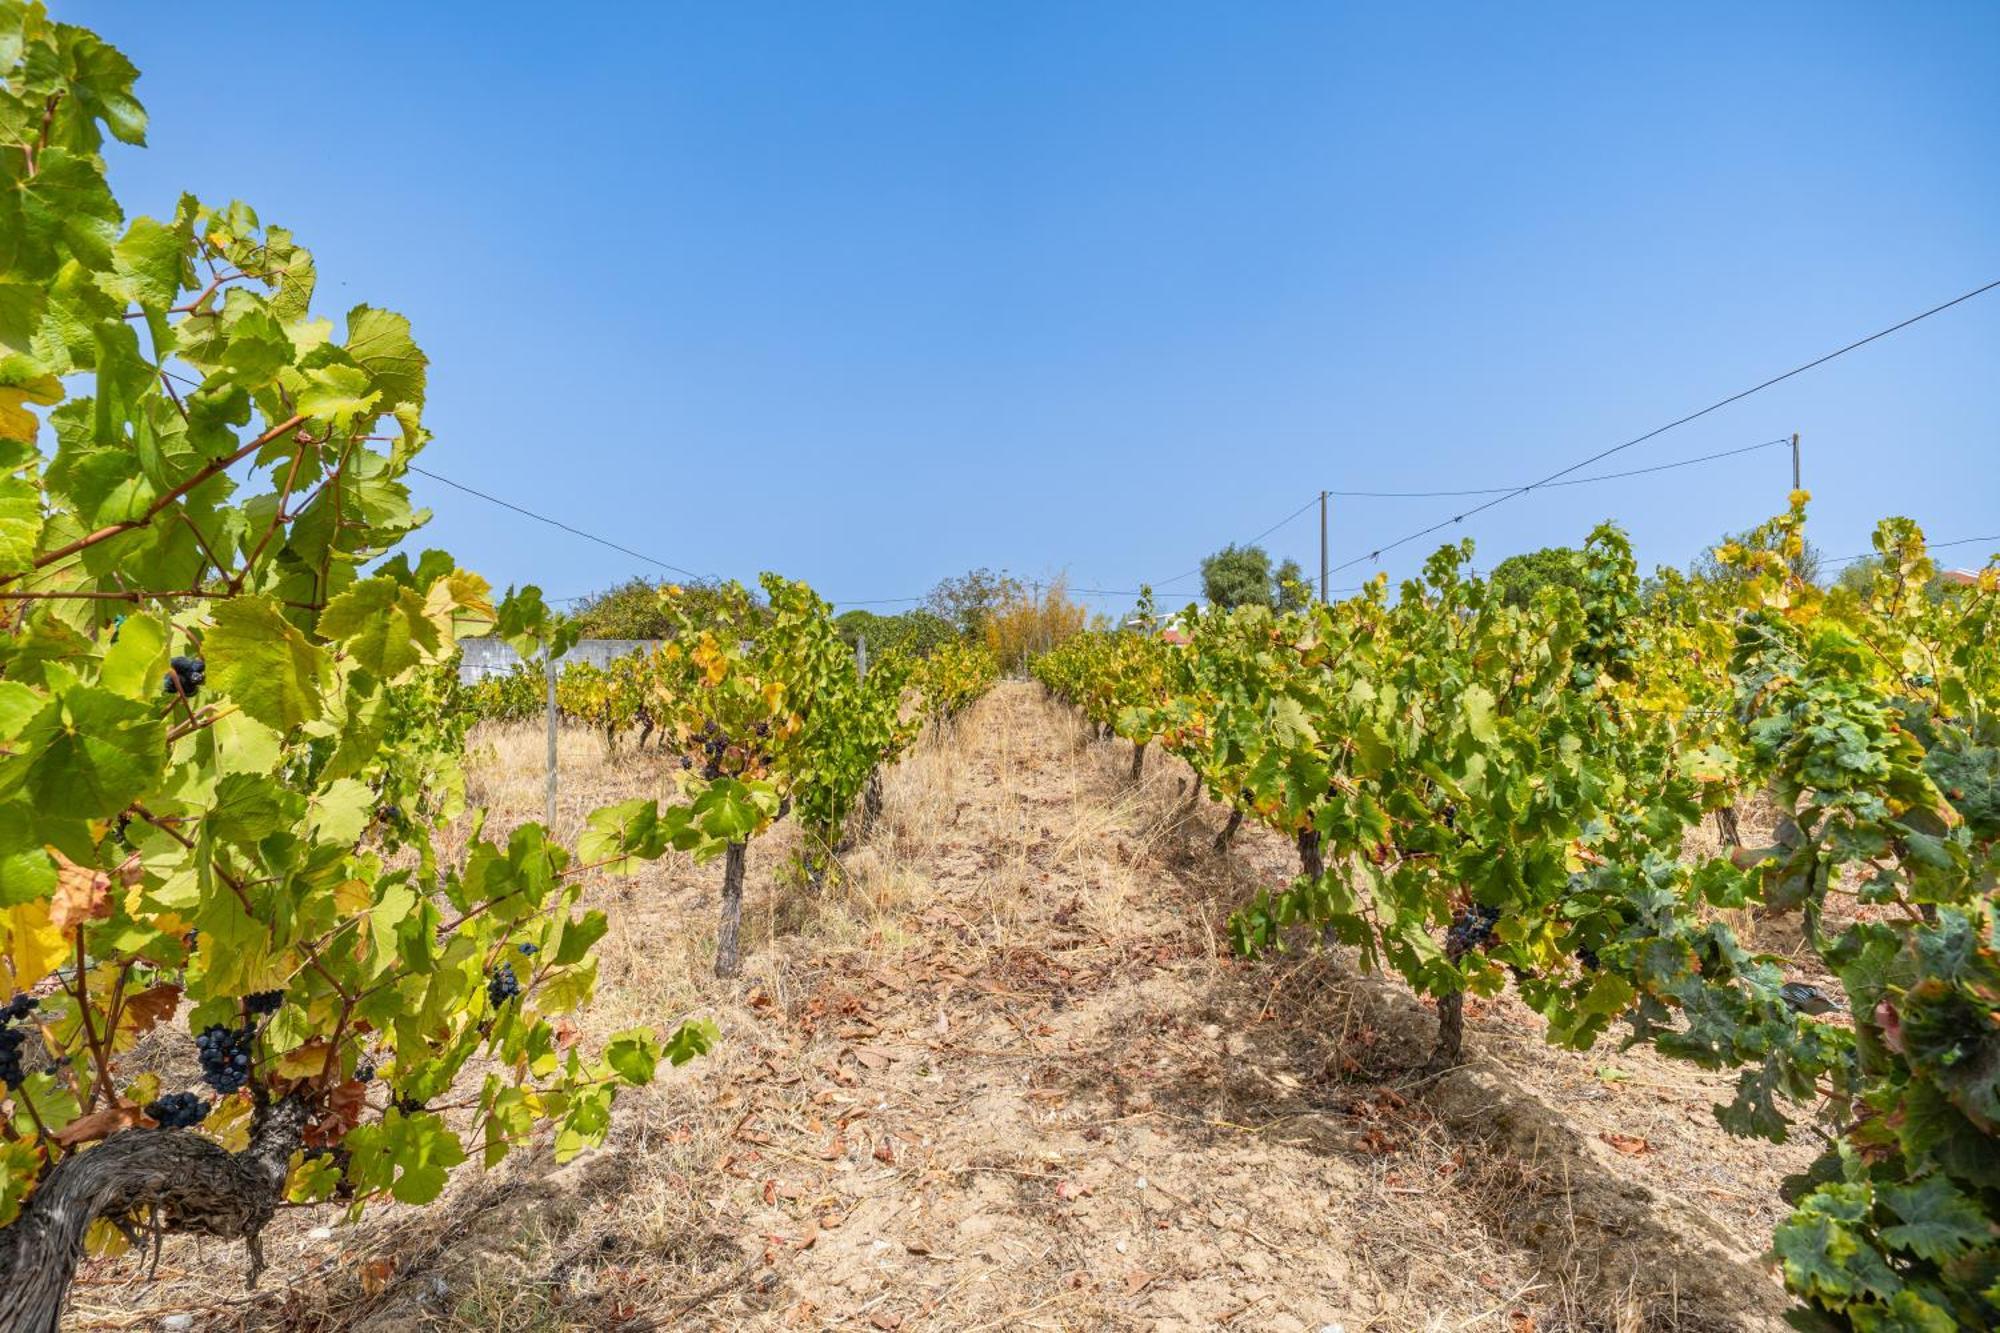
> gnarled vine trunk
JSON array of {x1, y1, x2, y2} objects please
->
[
  {"x1": 861, "y1": 769, "x2": 884, "y2": 833},
  {"x1": 1427, "y1": 929, "x2": 1476, "y2": 1073},
  {"x1": 1296, "y1": 827, "x2": 1323, "y2": 882},
  {"x1": 1213, "y1": 807, "x2": 1243, "y2": 853},
  {"x1": 715, "y1": 839, "x2": 748, "y2": 978},
  {"x1": 0, "y1": 1095, "x2": 308, "y2": 1333},
  {"x1": 1129, "y1": 741, "x2": 1146, "y2": 781}
]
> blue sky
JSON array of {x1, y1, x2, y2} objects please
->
[{"x1": 73, "y1": 2, "x2": 2000, "y2": 613}]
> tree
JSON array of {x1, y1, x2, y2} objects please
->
[
  {"x1": 983, "y1": 576, "x2": 1088, "y2": 671},
  {"x1": 834, "y1": 608, "x2": 956, "y2": 658},
  {"x1": 0, "y1": 16, "x2": 708, "y2": 1324},
  {"x1": 925, "y1": 568, "x2": 1023, "y2": 638},
  {"x1": 1273, "y1": 558, "x2": 1311, "y2": 611},
  {"x1": 1832, "y1": 554, "x2": 1976, "y2": 603},
  {"x1": 1489, "y1": 545, "x2": 1587, "y2": 608},
  {"x1": 1200, "y1": 544, "x2": 1274, "y2": 609},
  {"x1": 570, "y1": 577, "x2": 744, "y2": 640},
  {"x1": 1694, "y1": 521, "x2": 1825, "y2": 586},
  {"x1": 1833, "y1": 555, "x2": 1883, "y2": 598}
]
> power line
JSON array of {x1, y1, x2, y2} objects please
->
[
  {"x1": 1327, "y1": 436, "x2": 1789, "y2": 498},
  {"x1": 1331, "y1": 277, "x2": 2000, "y2": 575},
  {"x1": 406, "y1": 466, "x2": 711, "y2": 583},
  {"x1": 1151, "y1": 493, "x2": 1323, "y2": 590},
  {"x1": 1823, "y1": 532, "x2": 2000, "y2": 569},
  {"x1": 1150, "y1": 430, "x2": 1782, "y2": 589},
  {"x1": 164, "y1": 365, "x2": 719, "y2": 587}
]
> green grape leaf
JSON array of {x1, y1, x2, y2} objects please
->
[
  {"x1": 603, "y1": 1028, "x2": 663, "y2": 1086},
  {"x1": 98, "y1": 610, "x2": 166, "y2": 699},
  {"x1": 551, "y1": 910, "x2": 609, "y2": 968},
  {"x1": 106, "y1": 204, "x2": 194, "y2": 310},
  {"x1": 306, "y1": 778, "x2": 374, "y2": 846},
  {"x1": 1877, "y1": 1174, "x2": 1993, "y2": 1262},
  {"x1": 577, "y1": 798, "x2": 669, "y2": 874},
  {"x1": 294, "y1": 362, "x2": 378, "y2": 429},
  {"x1": 343, "y1": 306, "x2": 426, "y2": 410},
  {"x1": 0, "y1": 470, "x2": 42, "y2": 571},
  {"x1": 1, "y1": 682, "x2": 165, "y2": 819},
  {"x1": 0, "y1": 804, "x2": 57, "y2": 906},
  {"x1": 206, "y1": 594, "x2": 328, "y2": 732},
  {"x1": 346, "y1": 1109, "x2": 467, "y2": 1205},
  {"x1": 663, "y1": 1017, "x2": 719, "y2": 1067},
  {"x1": 1461, "y1": 684, "x2": 1499, "y2": 744},
  {"x1": 319, "y1": 576, "x2": 442, "y2": 680}
]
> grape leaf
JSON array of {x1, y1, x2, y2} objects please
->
[{"x1": 206, "y1": 594, "x2": 328, "y2": 732}]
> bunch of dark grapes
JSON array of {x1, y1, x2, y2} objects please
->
[
  {"x1": 354, "y1": 1061, "x2": 375, "y2": 1083},
  {"x1": 1446, "y1": 903, "x2": 1501, "y2": 955},
  {"x1": 145, "y1": 1091, "x2": 210, "y2": 1129},
  {"x1": 161, "y1": 655, "x2": 205, "y2": 699},
  {"x1": 1575, "y1": 946, "x2": 1601, "y2": 972},
  {"x1": 696, "y1": 722, "x2": 730, "y2": 779},
  {"x1": 0, "y1": 994, "x2": 37, "y2": 1089},
  {"x1": 486, "y1": 963, "x2": 521, "y2": 1007},
  {"x1": 194, "y1": 1023, "x2": 254, "y2": 1094},
  {"x1": 243, "y1": 989, "x2": 285, "y2": 1017},
  {"x1": 517, "y1": 942, "x2": 538, "y2": 957}
]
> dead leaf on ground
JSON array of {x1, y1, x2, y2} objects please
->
[
  {"x1": 359, "y1": 1257, "x2": 397, "y2": 1296},
  {"x1": 1599, "y1": 1131, "x2": 1652, "y2": 1156}
]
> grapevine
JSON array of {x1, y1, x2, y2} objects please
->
[
  {"x1": 1033, "y1": 500, "x2": 1999, "y2": 1328},
  {"x1": 0, "y1": 15, "x2": 712, "y2": 1326}
]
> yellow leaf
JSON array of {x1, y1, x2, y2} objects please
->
[
  {"x1": 84, "y1": 1217, "x2": 133, "y2": 1258},
  {"x1": 205, "y1": 1093, "x2": 253, "y2": 1151},
  {"x1": 333, "y1": 879, "x2": 372, "y2": 917},
  {"x1": 276, "y1": 1040, "x2": 330, "y2": 1080},
  {"x1": 4, "y1": 901, "x2": 67, "y2": 990}
]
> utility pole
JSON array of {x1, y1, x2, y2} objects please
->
[
  {"x1": 1790, "y1": 432, "x2": 1801, "y2": 493},
  {"x1": 856, "y1": 634, "x2": 868, "y2": 681},
  {"x1": 1319, "y1": 490, "x2": 1329, "y2": 603}
]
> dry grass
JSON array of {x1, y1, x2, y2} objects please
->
[{"x1": 67, "y1": 684, "x2": 1809, "y2": 1332}]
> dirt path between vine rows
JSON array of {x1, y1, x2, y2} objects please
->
[{"x1": 73, "y1": 681, "x2": 1812, "y2": 1333}]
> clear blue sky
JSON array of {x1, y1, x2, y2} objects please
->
[{"x1": 72, "y1": 2, "x2": 2000, "y2": 612}]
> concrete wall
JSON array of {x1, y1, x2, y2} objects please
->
[{"x1": 457, "y1": 638, "x2": 659, "y2": 684}]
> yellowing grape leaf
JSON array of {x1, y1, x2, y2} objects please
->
[{"x1": 6, "y1": 900, "x2": 68, "y2": 987}]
